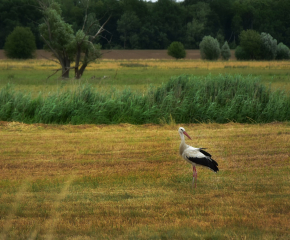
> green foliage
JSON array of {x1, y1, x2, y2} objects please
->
[
  {"x1": 0, "y1": 0, "x2": 43, "y2": 49},
  {"x1": 199, "y1": 36, "x2": 220, "y2": 60},
  {"x1": 117, "y1": 11, "x2": 141, "y2": 49},
  {"x1": 4, "y1": 26, "x2": 36, "y2": 59},
  {"x1": 235, "y1": 46, "x2": 250, "y2": 60},
  {"x1": 239, "y1": 30, "x2": 261, "y2": 60},
  {"x1": 276, "y1": 43, "x2": 290, "y2": 60},
  {"x1": 167, "y1": 42, "x2": 186, "y2": 59},
  {"x1": 184, "y1": 2, "x2": 209, "y2": 49},
  {"x1": 151, "y1": 0, "x2": 185, "y2": 49},
  {"x1": 185, "y1": 19, "x2": 205, "y2": 49},
  {"x1": 260, "y1": 32, "x2": 277, "y2": 60},
  {"x1": 1, "y1": 75, "x2": 290, "y2": 125},
  {"x1": 39, "y1": 2, "x2": 75, "y2": 78},
  {"x1": 1, "y1": 0, "x2": 290, "y2": 50},
  {"x1": 74, "y1": 29, "x2": 102, "y2": 63},
  {"x1": 39, "y1": 2, "x2": 75, "y2": 59},
  {"x1": 39, "y1": 1, "x2": 104, "y2": 78},
  {"x1": 221, "y1": 41, "x2": 231, "y2": 60}
]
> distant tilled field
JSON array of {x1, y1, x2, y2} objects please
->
[{"x1": 0, "y1": 49, "x2": 236, "y2": 60}]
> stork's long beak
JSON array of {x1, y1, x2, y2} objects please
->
[{"x1": 183, "y1": 131, "x2": 192, "y2": 140}]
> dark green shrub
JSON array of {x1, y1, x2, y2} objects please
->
[
  {"x1": 235, "y1": 46, "x2": 250, "y2": 60},
  {"x1": 199, "y1": 36, "x2": 220, "y2": 60},
  {"x1": 4, "y1": 26, "x2": 36, "y2": 59},
  {"x1": 221, "y1": 41, "x2": 231, "y2": 60},
  {"x1": 167, "y1": 41, "x2": 186, "y2": 59},
  {"x1": 276, "y1": 43, "x2": 290, "y2": 60},
  {"x1": 239, "y1": 30, "x2": 261, "y2": 60}
]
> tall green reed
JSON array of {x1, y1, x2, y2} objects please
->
[{"x1": 0, "y1": 75, "x2": 289, "y2": 124}]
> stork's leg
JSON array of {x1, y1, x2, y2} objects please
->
[
  {"x1": 194, "y1": 168, "x2": 197, "y2": 188},
  {"x1": 192, "y1": 166, "x2": 197, "y2": 188}
]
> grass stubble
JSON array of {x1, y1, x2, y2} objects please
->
[{"x1": 0, "y1": 122, "x2": 290, "y2": 239}]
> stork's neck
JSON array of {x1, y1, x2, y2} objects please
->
[{"x1": 179, "y1": 133, "x2": 187, "y2": 156}]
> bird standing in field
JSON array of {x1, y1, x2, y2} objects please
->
[{"x1": 178, "y1": 127, "x2": 219, "y2": 187}]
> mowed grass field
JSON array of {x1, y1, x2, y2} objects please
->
[
  {"x1": 0, "y1": 58, "x2": 290, "y2": 239},
  {"x1": 0, "y1": 122, "x2": 290, "y2": 239}
]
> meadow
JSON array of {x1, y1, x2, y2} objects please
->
[
  {"x1": 0, "y1": 59, "x2": 290, "y2": 93},
  {"x1": 0, "y1": 58, "x2": 290, "y2": 239}
]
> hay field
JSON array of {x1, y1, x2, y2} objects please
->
[{"x1": 0, "y1": 122, "x2": 290, "y2": 239}]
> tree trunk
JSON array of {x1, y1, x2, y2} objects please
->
[
  {"x1": 124, "y1": 32, "x2": 127, "y2": 49},
  {"x1": 62, "y1": 58, "x2": 71, "y2": 79},
  {"x1": 75, "y1": 63, "x2": 88, "y2": 79},
  {"x1": 74, "y1": 46, "x2": 81, "y2": 78},
  {"x1": 75, "y1": 48, "x2": 89, "y2": 79}
]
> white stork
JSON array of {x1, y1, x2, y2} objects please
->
[{"x1": 178, "y1": 127, "x2": 219, "y2": 187}]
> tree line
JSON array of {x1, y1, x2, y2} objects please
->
[{"x1": 0, "y1": 0, "x2": 290, "y2": 50}]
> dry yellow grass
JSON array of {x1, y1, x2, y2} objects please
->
[
  {"x1": 0, "y1": 122, "x2": 290, "y2": 239},
  {"x1": 1, "y1": 59, "x2": 290, "y2": 71}
]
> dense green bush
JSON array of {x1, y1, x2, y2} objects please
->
[
  {"x1": 239, "y1": 30, "x2": 261, "y2": 60},
  {"x1": 199, "y1": 36, "x2": 220, "y2": 60},
  {"x1": 276, "y1": 43, "x2": 290, "y2": 60},
  {"x1": 1, "y1": 75, "x2": 290, "y2": 124},
  {"x1": 221, "y1": 41, "x2": 231, "y2": 60},
  {"x1": 4, "y1": 26, "x2": 36, "y2": 59},
  {"x1": 167, "y1": 41, "x2": 186, "y2": 59},
  {"x1": 237, "y1": 31, "x2": 282, "y2": 60},
  {"x1": 234, "y1": 46, "x2": 250, "y2": 60},
  {"x1": 260, "y1": 32, "x2": 277, "y2": 60}
]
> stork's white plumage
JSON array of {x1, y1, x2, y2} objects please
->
[{"x1": 178, "y1": 127, "x2": 219, "y2": 187}]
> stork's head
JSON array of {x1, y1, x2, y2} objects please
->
[{"x1": 178, "y1": 127, "x2": 192, "y2": 139}]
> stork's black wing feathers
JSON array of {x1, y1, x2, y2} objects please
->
[
  {"x1": 186, "y1": 156, "x2": 219, "y2": 172},
  {"x1": 199, "y1": 148, "x2": 218, "y2": 166},
  {"x1": 199, "y1": 148, "x2": 211, "y2": 158}
]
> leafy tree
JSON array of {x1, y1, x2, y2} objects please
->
[
  {"x1": 139, "y1": 23, "x2": 161, "y2": 49},
  {"x1": 239, "y1": 29, "x2": 261, "y2": 60},
  {"x1": 276, "y1": 43, "x2": 290, "y2": 60},
  {"x1": 231, "y1": 14, "x2": 243, "y2": 44},
  {"x1": 252, "y1": 0, "x2": 290, "y2": 47},
  {"x1": 39, "y1": 2, "x2": 75, "y2": 78},
  {"x1": 260, "y1": 32, "x2": 277, "y2": 60},
  {"x1": 38, "y1": 0, "x2": 109, "y2": 79},
  {"x1": 4, "y1": 26, "x2": 36, "y2": 59},
  {"x1": 232, "y1": 0, "x2": 256, "y2": 30},
  {"x1": 216, "y1": 31, "x2": 225, "y2": 47},
  {"x1": 152, "y1": 0, "x2": 185, "y2": 48},
  {"x1": 208, "y1": 0, "x2": 233, "y2": 42},
  {"x1": 184, "y1": 2, "x2": 209, "y2": 49},
  {"x1": 167, "y1": 41, "x2": 186, "y2": 59},
  {"x1": 185, "y1": 19, "x2": 205, "y2": 49},
  {"x1": 117, "y1": 11, "x2": 140, "y2": 49},
  {"x1": 199, "y1": 36, "x2": 220, "y2": 60},
  {"x1": 0, "y1": 0, "x2": 43, "y2": 49},
  {"x1": 221, "y1": 41, "x2": 231, "y2": 60}
]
